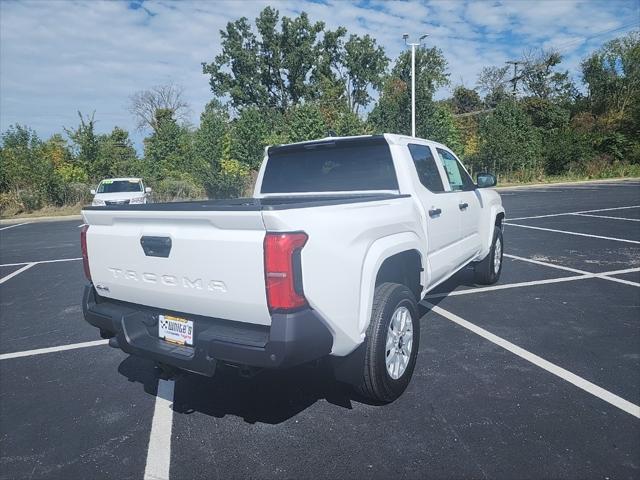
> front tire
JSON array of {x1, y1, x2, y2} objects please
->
[
  {"x1": 474, "y1": 226, "x2": 503, "y2": 285},
  {"x1": 355, "y1": 283, "x2": 420, "y2": 403}
]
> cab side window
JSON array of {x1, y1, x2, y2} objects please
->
[
  {"x1": 436, "y1": 148, "x2": 474, "y2": 191},
  {"x1": 408, "y1": 144, "x2": 445, "y2": 193}
]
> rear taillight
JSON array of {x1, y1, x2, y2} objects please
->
[
  {"x1": 80, "y1": 224, "x2": 91, "y2": 281},
  {"x1": 264, "y1": 232, "x2": 308, "y2": 313}
]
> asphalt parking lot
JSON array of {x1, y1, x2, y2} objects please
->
[{"x1": 1, "y1": 180, "x2": 639, "y2": 480}]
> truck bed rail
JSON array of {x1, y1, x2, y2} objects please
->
[{"x1": 82, "y1": 193, "x2": 410, "y2": 212}]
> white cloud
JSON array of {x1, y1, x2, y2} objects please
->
[
  {"x1": 465, "y1": 1, "x2": 511, "y2": 31},
  {"x1": 0, "y1": 0, "x2": 637, "y2": 150}
]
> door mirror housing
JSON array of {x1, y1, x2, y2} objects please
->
[
  {"x1": 476, "y1": 173, "x2": 497, "y2": 188},
  {"x1": 90, "y1": 189, "x2": 96, "y2": 195},
  {"x1": 145, "y1": 187, "x2": 152, "y2": 194}
]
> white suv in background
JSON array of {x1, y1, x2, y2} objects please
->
[{"x1": 90, "y1": 177, "x2": 151, "y2": 206}]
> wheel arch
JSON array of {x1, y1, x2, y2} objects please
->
[
  {"x1": 480, "y1": 205, "x2": 505, "y2": 259},
  {"x1": 358, "y1": 232, "x2": 425, "y2": 336},
  {"x1": 375, "y1": 251, "x2": 422, "y2": 301}
]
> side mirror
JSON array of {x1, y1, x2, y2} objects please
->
[
  {"x1": 476, "y1": 173, "x2": 497, "y2": 188},
  {"x1": 90, "y1": 189, "x2": 96, "y2": 195},
  {"x1": 145, "y1": 187, "x2": 152, "y2": 193}
]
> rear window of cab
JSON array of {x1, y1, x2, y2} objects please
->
[{"x1": 261, "y1": 138, "x2": 399, "y2": 194}]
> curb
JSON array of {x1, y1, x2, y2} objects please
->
[
  {"x1": 0, "y1": 214, "x2": 82, "y2": 226},
  {"x1": 495, "y1": 177, "x2": 639, "y2": 191}
]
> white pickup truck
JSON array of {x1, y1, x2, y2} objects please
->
[{"x1": 82, "y1": 134, "x2": 504, "y2": 402}]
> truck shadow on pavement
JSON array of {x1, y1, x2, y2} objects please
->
[
  {"x1": 117, "y1": 355, "x2": 363, "y2": 425},
  {"x1": 427, "y1": 266, "x2": 480, "y2": 296},
  {"x1": 116, "y1": 296, "x2": 453, "y2": 426}
]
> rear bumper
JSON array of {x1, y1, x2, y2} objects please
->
[{"x1": 82, "y1": 285, "x2": 333, "y2": 376}]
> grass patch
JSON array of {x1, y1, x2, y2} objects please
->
[
  {"x1": 1, "y1": 203, "x2": 83, "y2": 220},
  {"x1": 498, "y1": 164, "x2": 640, "y2": 187},
  {"x1": 499, "y1": 175, "x2": 640, "y2": 188}
]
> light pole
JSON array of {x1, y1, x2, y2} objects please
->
[{"x1": 403, "y1": 33, "x2": 428, "y2": 137}]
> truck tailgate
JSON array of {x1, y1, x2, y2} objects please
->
[{"x1": 82, "y1": 209, "x2": 271, "y2": 326}]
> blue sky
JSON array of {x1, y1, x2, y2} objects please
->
[{"x1": 1, "y1": 0, "x2": 638, "y2": 151}]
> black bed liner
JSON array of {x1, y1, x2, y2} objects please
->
[{"x1": 82, "y1": 193, "x2": 410, "y2": 212}]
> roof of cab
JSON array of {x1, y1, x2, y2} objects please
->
[
  {"x1": 383, "y1": 133, "x2": 449, "y2": 150},
  {"x1": 98, "y1": 177, "x2": 143, "y2": 183},
  {"x1": 266, "y1": 133, "x2": 449, "y2": 153}
]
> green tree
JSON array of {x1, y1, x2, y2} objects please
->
[
  {"x1": 194, "y1": 100, "x2": 228, "y2": 175},
  {"x1": 454, "y1": 115, "x2": 481, "y2": 160},
  {"x1": 420, "y1": 103, "x2": 462, "y2": 153},
  {"x1": 478, "y1": 101, "x2": 543, "y2": 178},
  {"x1": 313, "y1": 30, "x2": 389, "y2": 113},
  {"x1": 342, "y1": 34, "x2": 388, "y2": 114},
  {"x1": 203, "y1": 8, "x2": 324, "y2": 111},
  {"x1": 369, "y1": 46, "x2": 449, "y2": 135},
  {"x1": 285, "y1": 103, "x2": 327, "y2": 143},
  {"x1": 41, "y1": 134, "x2": 87, "y2": 184},
  {"x1": 279, "y1": 11, "x2": 325, "y2": 106},
  {"x1": 203, "y1": 7, "x2": 388, "y2": 115},
  {"x1": 521, "y1": 97, "x2": 570, "y2": 130},
  {"x1": 313, "y1": 26, "x2": 348, "y2": 103},
  {"x1": 521, "y1": 50, "x2": 577, "y2": 103},
  {"x1": 543, "y1": 128, "x2": 595, "y2": 174},
  {"x1": 451, "y1": 86, "x2": 483, "y2": 114},
  {"x1": 65, "y1": 111, "x2": 100, "y2": 180},
  {"x1": 476, "y1": 65, "x2": 510, "y2": 107},
  {"x1": 0, "y1": 125, "x2": 68, "y2": 209},
  {"x1": 95, "y1": 127, "x2": 140, "y2": 179},
  {"x1": 368, "y1": 78, "x2": 409, "y2": 134},
  {"x1": 194, "y1": 100, "x2": 235, "y2": 197},
  {"x1": 228, "y1": 107, "x2": 279, "y2": 169},
  {"x1": 143, "y1": 109, "x2": 195, "y2": 180},
  {"x1": 204, "y1": 16, "x2": 265, "y2": 109},
  {"x1": 582, "y1": 31, "x2": 640, "y2": 138},
  {"x1": 0, "y1": 125, "x2": 45, "y2": 193},
  {"x1": 333, "y1": 109, "x2": 370, "y2": 137},
  {"x1": 520, "y1": 97, "x2": 577, "y2": 175}
]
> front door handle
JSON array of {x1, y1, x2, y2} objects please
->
[
  {"x1": 459, "y1": 202, "x2": 469, "y2": 210},
  {"x1": 428, "y1": 207, "x2": 442, "y2": 217}
]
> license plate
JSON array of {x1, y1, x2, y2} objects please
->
[{"x1": 158, "y1": 314, "x2": 194, "y2": 346}]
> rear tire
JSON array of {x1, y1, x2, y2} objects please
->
[
  {"x1": 355, "y1": 283, "x2": 420, "y2": 403},
  {"x1": 474, "y1": 227, "x2": 503, "y2": 285}
]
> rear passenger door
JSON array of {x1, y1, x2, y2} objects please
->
[
  {"x1": 435, "y1": 148, "x2": 482, "y2": 261},
  {"x1": 407, "y1": 144, "x2": 466, "y2": 285}
]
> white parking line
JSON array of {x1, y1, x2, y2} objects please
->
[
  {"x1": 424, "y1": 274, "x2": 588, "y2": 299},
  {"x1": 0, "y1": 257, "x2": 81, "y2": 268},
  {"x1": 509, "y1": 204, "x2": 640, "y2": 221},
  {"x1": 0, "y1": 339, "x2": 108, "y2": 361},
  {"x1": 423, "y1": 265, "x2": 640, "y2": 300},
  {"x1": 503, "y1": 253, "x2": 585, "y2": 274},
  {"x1": 505, "y1": 254, "x2": 640, "y2": 287},
  {"x1": 571, "y1": 213, "x2": 640, "y2": 222},
  {"x1": 505, "y1": 223, "x2": 640, "y2": 245},
  {"x1": 424, "y1": 302, "x2": 640, "y2": 419},
  {"x1": 0, "y1": 263, "x2": 36, "y2": 285},
  {"x1": 144, "y1": 379, "x2": 175, "y2": 480},
  {"x1": 0, "y1": 222, "x2": 29, "y2": 231},
  {"x1": 597, "y1": 275, "x2": 640, "y2": 287}
]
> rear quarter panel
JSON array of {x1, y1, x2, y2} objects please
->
[{"x1": 262, "y1": 197, "x2": 425, "y2": 356}]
